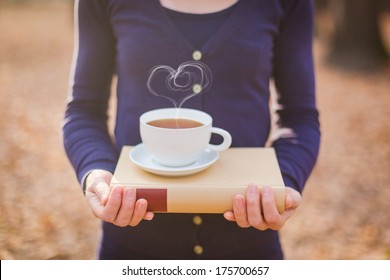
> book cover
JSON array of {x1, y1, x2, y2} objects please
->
[{"x1": 111, "y1": 146, "x2": 285, "y2": 213}]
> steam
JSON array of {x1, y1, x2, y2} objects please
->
[{"x1": 147, "y1": 61, "x2": 213, "y2": 108}]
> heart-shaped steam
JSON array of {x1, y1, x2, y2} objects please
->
[{"x1": 146, "y1": 61, "x2": 213, "y2": 108}]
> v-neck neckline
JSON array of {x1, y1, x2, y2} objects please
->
[{"x1": 155, "y1": 0, "x2": 244, "y2": 54}]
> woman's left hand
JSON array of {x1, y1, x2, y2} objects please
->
[{"x1": 224, "y1": 184, "x2": 301, "y2": 231}]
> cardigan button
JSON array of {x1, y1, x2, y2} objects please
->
[
  {"x1": 192, "y1": 84, "x2": 202, "y2": 94},
  {"x1": 192, "y1": 50, "x2": 202, "y2": 61},
  {"x1": 193, "y1": 245, "x2": 204, "y2": 255},
  {"x1": 193, "y1": 215, "x2": 202, "y2": 226}
]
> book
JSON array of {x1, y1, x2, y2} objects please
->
[{"x1": 111, "y1": 146, "x2": 285, "y2": 213}]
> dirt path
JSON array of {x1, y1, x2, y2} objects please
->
[{"x1": 1, "y1": 2, "x2": 389, "y2": 259}]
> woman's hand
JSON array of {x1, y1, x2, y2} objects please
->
[
  {"x1": 85, "y1": 169, "x2": 154, "y2": 227},
  {"x1": 223, "y1": 184, "x2": 301, "y2": 231}
]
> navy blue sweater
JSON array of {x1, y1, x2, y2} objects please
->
[{"x1": 63, "y1": 0, "x2": 320, "y2": 259}]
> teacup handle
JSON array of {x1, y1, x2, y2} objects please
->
[{"x1": 207, "y1": 127, "x2": 232, "y2": 152}]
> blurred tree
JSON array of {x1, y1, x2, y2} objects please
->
[{"x1": 326, "y1": 0, "x2": 389, "y2": 72}]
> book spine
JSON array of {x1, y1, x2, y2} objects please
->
[
  {"x1": 136, "y1": 188, "x2": 167, "y2": 211},
  {"x1": 135, "y1": 186, "x2": 285, "y2": 214}
]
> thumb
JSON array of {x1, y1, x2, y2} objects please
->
[
  {"x1": 93, "y1": 178, "x2": 112, "y2": 205},
  {"x1": 86, "y1": 170, "x2": 113, "y2": 206},
  {"x1": 285, "y1": 188, "x2": 302, "y2": 210}
]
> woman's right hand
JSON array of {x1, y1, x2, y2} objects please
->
[{"x1": 85, "y1": 169, "x2": 154, "y2": 227}]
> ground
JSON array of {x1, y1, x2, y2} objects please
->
[{"x1": 0, "y1": 1, "x2": 389, "y2": 260}]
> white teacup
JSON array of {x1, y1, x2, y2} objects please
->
[{"x1": 140, "y1": 108, "x2": 232, "y2": 167}]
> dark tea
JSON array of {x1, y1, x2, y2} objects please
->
[{"x1": 148, "y1": 118, "x2": 203, "y2": 129}]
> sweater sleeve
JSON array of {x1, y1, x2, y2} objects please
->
[
  {"x1": 271, "y1": 0, "x2": 320, "y2": 193},
  {"x1": 62, "y1": 0, "x2": 118, "y2": 184}
]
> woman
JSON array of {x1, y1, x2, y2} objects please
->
[{"x1": 63, "y1": 0, "x2": 320, "y2": 259}]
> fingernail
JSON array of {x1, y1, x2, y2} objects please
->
[
  {"x1": 223, "y1": 212, "x2": 234, "y2": 221},
  {"x1": 114, "y1": 187, "x2": 122, "y2": 197},
  {"x1": 144, "y1": 212, "x2": 154, "y2": 221},
  {"x1": 262, "y1": 186, "x2": 271, "y2": 196},
  {"x1": 285, "y1": 194, "x2": 292, "y2": 208},
  {"x1": 125, "y1": 188, "x2": 134, "y2": 198},
  {"x1": 248, "y1": 184, "x2": 258, "y2": 193},
  {"x1": 137, "y1": 199, "x2": 147, "y2": 210},
  {"x1": 235, "y1": 196, "x2": 245, "y2": 208}
]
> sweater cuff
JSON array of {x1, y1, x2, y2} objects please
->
[{"x1": 81, "y1": 170, "x2": 95, "y2": 195}]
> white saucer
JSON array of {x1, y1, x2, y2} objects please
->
[{"x1": 129, "y1": 144, "x2": 219, "y2": 177}]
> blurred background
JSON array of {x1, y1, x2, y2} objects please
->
[{"x1": 0, "y1": 0, "x2": 389, "y2": 259}]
